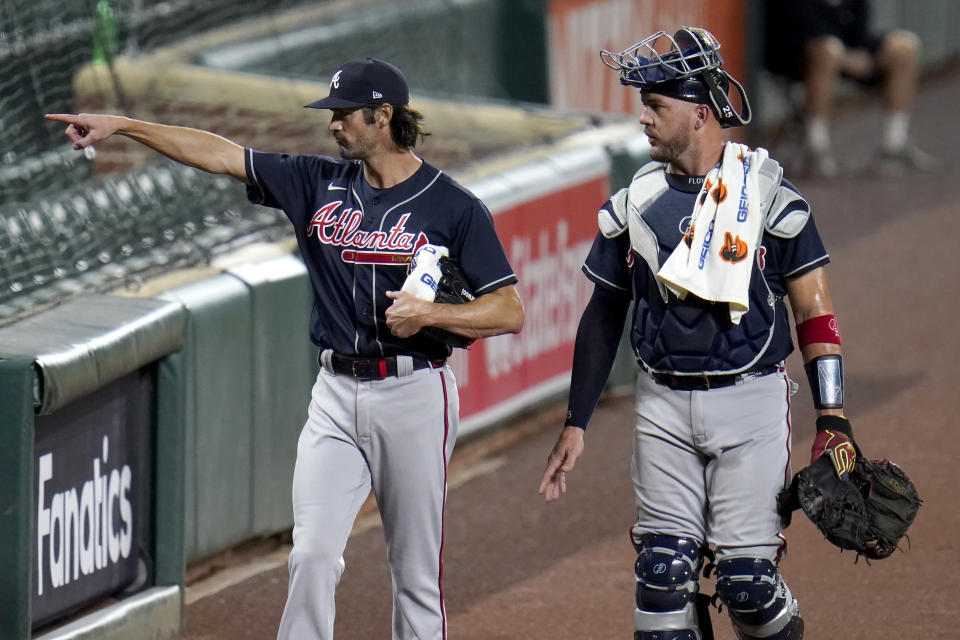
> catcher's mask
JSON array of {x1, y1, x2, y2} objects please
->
[{"x1": 601, "y1": 26, "x2": 752, "y2": 128}]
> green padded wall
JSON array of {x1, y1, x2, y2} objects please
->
[
  {"x1": 154, "y1": 351, "x2": 187, "y2": 595},
  {"x1": 0, "y1": 359, "x2": 35, "y2": 639},
  {"x1": 226, "y1": 256, "x2": 315, "y2": 536},
  {"x1": 158, "y1": 275, "x2": 255, "y2": 562}
]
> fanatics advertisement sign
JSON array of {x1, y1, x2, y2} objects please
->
[{"x1": 32, "y1": 370, "x2": 153, "y2": 628}]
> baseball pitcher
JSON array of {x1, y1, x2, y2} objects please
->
[{"x1": 49, "y1": 57, "x2": 524, "y2": 640}]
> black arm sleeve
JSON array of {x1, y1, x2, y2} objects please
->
[{"x1": 564, "y1": 284, "x2": 633, "y2": 429}]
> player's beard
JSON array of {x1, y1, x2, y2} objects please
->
[
  {"x1": 337, "y1": 138, "x2": 367, "y2": 160},
  {"x1": 648, "y1": 128, "x2": 692, "y2": 164},
  {"x1": 335, "y1": 130, "x2": 376, "y2": 161}
]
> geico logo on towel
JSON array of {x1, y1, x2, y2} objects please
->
[
  {"x1": 36, "y1": 435, "x2": 134, "y2": 596},
  {"x1": 737, "y1": 155, "x2": 751, "y2": 222}
]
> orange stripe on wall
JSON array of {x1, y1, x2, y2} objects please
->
[{"x1": 705, "y1": 0, "x2": 746, "y2": 83}]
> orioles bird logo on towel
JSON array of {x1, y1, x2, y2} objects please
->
[
  {"x1": 699, "y1": 179, "x2": 728, "y2": 205},
  {"x1": 699, "y1": 178, "x2": 713, "y2": 205},
  {"x1": 711, "y1": 182, "x2": 728, "y2": 205},
  {"x1": 719, "y1": 232, "x2": 748, "y2": 263}
]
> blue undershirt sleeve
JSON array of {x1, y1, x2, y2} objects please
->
[{"x1": 564, "y1": 283, "x2": 633, "y2": 429}]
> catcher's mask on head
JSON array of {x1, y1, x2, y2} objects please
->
[{"x1": 601, "y1": 26, "x2": 752, "y2": 128}]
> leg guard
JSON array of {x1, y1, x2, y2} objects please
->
[
  {"x1": 633, "y1": 534, "x2": 706, "y2": 640},
  {"x1": 715, "y1": 557, "x2": 803, "y2": 640}
]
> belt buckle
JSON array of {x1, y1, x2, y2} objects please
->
[
  {"x1": 351, "y1": 358, "x2": 376, "y2": 380},
  {"x1": 700, "y1": 374, "x2": 711, "y2": 390}
]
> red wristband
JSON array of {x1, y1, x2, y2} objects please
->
[{"x1": 796, "y1": 314, "x2": 841, "y2": 348}]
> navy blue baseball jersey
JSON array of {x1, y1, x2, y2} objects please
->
[
  {"x1": 584, "y1": 172, "x2": 829, "y2": 373},
  {"x1": 244, "y1": 150, "x2": 517, "y2": 360}
]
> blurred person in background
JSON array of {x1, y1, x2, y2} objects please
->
[{"x1": 765, "y1": 0, "x2": 937, "y2": 177}]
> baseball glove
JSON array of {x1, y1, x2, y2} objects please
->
[
  {"x1": 778, "y1": 453, "x2": 921, "y2": 560},
  {"x1": 433, "y1": 257, "x2": 476, "y2": 305},
  {"x1": 851, "y1": 457, "x2": 922, "y2": 559},
  {"x1": 400, "y1": 245, "x2": 477, "y2": 349},
  {"x1": 420, "y1": 257, "x2": 476, "y2": 349}
]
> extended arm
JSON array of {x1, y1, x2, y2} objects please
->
[
  {"x1": 384, "y1": 284, "x2": 524, "y2": 339},
  {"x1": 44, "y1": 113, "x2": 248, "y2": 183},
  {"x1": 539, "y1": 284, "x2": 632, "y2": 502}
]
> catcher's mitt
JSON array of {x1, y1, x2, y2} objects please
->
[
  {"x1": 852, "y1": 457, "x2": 922, "y2": 559},
  {"x1": 778, "y1": 454, "x2": 921, "y2": 560}
]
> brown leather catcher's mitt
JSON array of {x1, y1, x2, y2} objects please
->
[{"x1": 778, "y1": 455, "x2": 921, "y2": 560}]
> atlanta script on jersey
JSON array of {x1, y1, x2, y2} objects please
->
[{"x1": 245, "y1": 149, "x2": 517, "y2": 360}]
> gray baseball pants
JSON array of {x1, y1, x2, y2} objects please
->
[
  {"x1": 277, "y1": 364, "x2": 458, "y2": 640},
  {"x1": 629, "y1": 368, "x2": 795, "y2": 562}
]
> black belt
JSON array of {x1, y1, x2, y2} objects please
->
[
  {"x1": 649, "y1": 365, "x2": 782, "y2": 391},
  {"x1": 327, "y1": 352, "x2": 444, "y2": 381}
]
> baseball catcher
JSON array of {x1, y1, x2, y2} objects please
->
[
  {"x1": 778, "y1": 415, "x2": 922, "y2": 560},
  {"x1": 537, "y1": 24, "x2": 899, "y2": 640}
]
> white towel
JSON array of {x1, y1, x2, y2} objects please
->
[
  {"x1": 656, "y1": 142, "x2": 768, "y2": 324},
  {"x1": 402, "y1": 244, "x2": 449, "y2": 301}
]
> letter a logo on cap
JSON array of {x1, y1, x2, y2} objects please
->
[{"x1": 331, "y1": 69, "x2": 343, "y2": 89}]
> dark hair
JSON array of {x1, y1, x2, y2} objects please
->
[{"x1": 362, "y1": 104, "x2": 431, "y2": 149}]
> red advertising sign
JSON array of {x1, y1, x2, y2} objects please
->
[{"x1": 453, "y1": 150, "x2": 610, "y2": 432}]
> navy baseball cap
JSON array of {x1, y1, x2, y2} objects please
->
[{"x1": 305, "y1": 58, "x2": 409, "y2": 110}]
